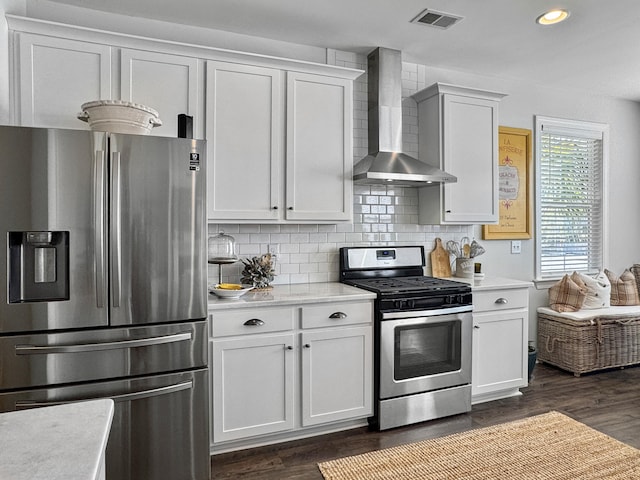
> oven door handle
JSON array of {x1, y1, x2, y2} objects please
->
[{"x1": 381, "y1": 305, "x2": 473, "y2": 320}]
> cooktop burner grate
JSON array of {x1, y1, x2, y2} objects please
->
[{"x1": 345, "y1": 276, "x2": 469, "y2": 295}]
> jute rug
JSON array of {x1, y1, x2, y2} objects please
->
[{"x1": 318, "y1": 411, "x2": 640, "y2": 479}]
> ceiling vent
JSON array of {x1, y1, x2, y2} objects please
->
[{"x1": 411, "y1": 9, "x2": 463, "y2": 29}]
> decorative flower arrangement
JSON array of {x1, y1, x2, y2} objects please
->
[{"x1": 241, "y1": 253, "x2": 276, "y2": 289}]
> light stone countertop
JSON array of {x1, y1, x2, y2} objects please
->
[
  {"x1": 208, "y1": 282, "x2": 376, "y2": 310},
  {"x1": 0, "y1": 399, "x2": 114, "y2": 480},
  {"x1": 447, "y1": 275, "x2": 533, "y2": 291}
]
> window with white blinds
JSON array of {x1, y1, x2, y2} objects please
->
[{"x1": 535, "y1": 116, "x2": 609, "y2": 281}]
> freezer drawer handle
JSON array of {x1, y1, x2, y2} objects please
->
[
  {"x1": 15, "y1": 331, "x2": 193, "y2": 355},
  {"x1": 14, "y1": 380, "x2": 193, "y2": 409}
]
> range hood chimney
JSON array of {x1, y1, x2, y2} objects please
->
[{"x1": 353, "y1": 47, "x2": 456, "y2": 186}]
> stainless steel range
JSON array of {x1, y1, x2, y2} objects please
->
[{"x1": 340, "y1": 246, "x2": 473, "y2": 430}]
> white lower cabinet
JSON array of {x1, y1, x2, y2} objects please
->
[
  {"x1": 210, "y1": 300, "x2": 373, "y2": 450},
  {"x1": 301, "y1": 325, "x2": 372, "y2": 426},
  {"x1": 211, "y1": 333, "x2": 295, "y2": 442},
  {"x1": 472, "y1": 283, "x2": 530, "y2": 404}
]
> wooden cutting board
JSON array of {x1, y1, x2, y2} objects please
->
[{"x1": 430, "y1": 237, "x2": 452, "y2": 278}]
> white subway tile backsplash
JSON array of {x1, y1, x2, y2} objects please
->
[
  {"x1": 281, "y1": 243, "x2": 300, "y2": 254},
  {"x1": 300, "y1": 262, "x2": 319, "y2": 274},
  {"x1": 290, "y1": 273, "x2": 310, "y2": 283},
  {"x1": 327, "y1": 232, "x2": 346, "y2": 243},
  {"x1": 309, "y1": 233, "x2": 328, "y2": 243},
  {"x1": 300, "y1": 243, "x2": 319, "y2": 254}
]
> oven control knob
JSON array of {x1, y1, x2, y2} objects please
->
[
  {"x1": 393, "y1": 300, "x2": 404, "y2": 310},
  {"x1": 407, "y1": 299, "x2": 415, "y2": 309}
]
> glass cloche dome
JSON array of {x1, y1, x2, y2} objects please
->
[{"x1": 207, "y1": 232, "x2": 238, "y2": 264}]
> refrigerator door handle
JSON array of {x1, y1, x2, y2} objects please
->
[
  {"x1": 15, "y1": 331, "x2": 193, "y2": 354},
  {"x1": 14, "y1": 380, "x2": 193, "y2": 409},
  {"x1": 94, "y1": 149, "x2": 106, "y2": 308},
  {"x1": 111, "y1": 151, "x2": 122, "y2": 308}
]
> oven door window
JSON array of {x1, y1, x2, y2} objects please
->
[{"x1": 394, "y1": 320, "x2": 461, "y2": 380}]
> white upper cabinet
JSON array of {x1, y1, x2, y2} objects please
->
[
  {"x1": 207, "y1": 62, "x2": 357, "y2": 223},
  {"x1": 285, "y1": 72, "x2": 353, "y2": 222},
  {"x1": 15, "y1": 33, "x2": 112, "y2": 128},
  {"x1": 413, "y1": 83, "x2": 506, "y2": 224},
  {"x1": 120, "y1": 49, "x2": 201, "y2": 138},
  {"x1": 13, "y1": 33, "x2": 201, "y2": 136},
  {"x1": 206, "y1": 61, "x2": 283, "y2": 221}
]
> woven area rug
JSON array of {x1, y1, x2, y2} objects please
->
[{"x1": 318, "y1": 411, "x2": 640, "y2": 479}]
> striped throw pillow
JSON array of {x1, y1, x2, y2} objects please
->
[
  {"x1": 604, "y1": 269, "x2": 640, "y2": 306},
  {"x1": 549, "y1": 274, "x2": 587, "y2": 312}
]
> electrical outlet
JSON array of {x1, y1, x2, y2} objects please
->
[
  {"x1": 267, "y1": 244, "x2": 279, "y2": 256},
  {"x1": 511, "y1": 240, "x2": 522, "y2": 254}
]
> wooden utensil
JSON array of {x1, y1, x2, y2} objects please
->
[{"x1": 430, "y1": 237, "x2": 452, "y2": 278}]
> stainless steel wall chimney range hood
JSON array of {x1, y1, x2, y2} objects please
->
[{"x1": 353, "y1": 47, "x2": 456, "y2": 186}]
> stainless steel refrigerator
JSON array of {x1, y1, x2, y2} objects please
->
[{"x1": 0, "y1": 126, "x2": 209, "y2": 480}]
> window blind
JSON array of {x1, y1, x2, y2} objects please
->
[{"x1": 536, "y1": 117, "x2": 606, "y2": 280}]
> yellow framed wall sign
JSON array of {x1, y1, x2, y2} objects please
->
[{"x1": 483, "y1": 126, "x2": 532, "y2": 239}]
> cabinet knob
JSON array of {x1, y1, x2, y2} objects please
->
[
  {"x1": 329, "y1": 312, "x2": 347, "y2": 319},
  {"x1": 304, "y1": 343, "x2": 311, "y2": 348},
  {"x1": 286, "y1": 345, "x2": 293, "y2": 350},
  {"x1": 474, "y1": 325, "x2": 480, "y2": 329},
  {"x1": 287, "y1": 207, "x2": 293, "y2": 210},
  {"x1": 244, "y1": 318, "x2": 265, "y2": 326},
  {"x1": 495, "y1": 298, "x2": 508, "y2": 305},
  {"x1": 446, "y1": 210, "x2": 452, "y2": 213},
  {"x1": 272, "y1": 206, "x2": 278, "y2": 210}
]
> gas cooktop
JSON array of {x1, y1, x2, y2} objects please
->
[{"x1": 344, "y1": 276, "x2": 470, "y2": 295}]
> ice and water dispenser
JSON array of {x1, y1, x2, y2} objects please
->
[{"x1": 8, "y1": 231, "x2": 69, "y2": 303}]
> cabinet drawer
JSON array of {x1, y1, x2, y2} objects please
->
[
  {"x1": 211, "y1": 307, "x2": 295, "y2": 337},
  {"x1": 301, "y1": 301, "x2": 373, "y2": 329},
  {"x1": 473, "y1": 288, "x2": 528, "y2": 313}
]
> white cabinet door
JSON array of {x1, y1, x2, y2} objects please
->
[
  {"x1": 16, "y1": 33, "x2": 111, "y2": 128},
  {"x1": 415, "y1": 84, "x2": 504, "y2": 225},
  {"x1": 301, "y1": 325, "x2": 372, "y2": 426},
  {"x1": 120, "y1": 49, "x2": 200, "y2": 138},
  {"x1": 440, "y1": 94, "x2": 499, "y2": 223},
  {"x1": 472, "y1": 309, "x2": 527, "y2": 398},
  {"x1": 285, "y1": 72, "x2": 353, "y2": 222},
  {"x1": 211, "y1": 333, "x2": 295, "y2": 442},
  {"x1": 206, "y1": 61, "x2": 282, "y2": 221}
]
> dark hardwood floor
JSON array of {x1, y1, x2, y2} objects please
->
[{"x1": 211, "y1": 362, "x2": 640, "y2": 479}]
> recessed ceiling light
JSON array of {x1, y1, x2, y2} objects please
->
[{"x1": 536, "y1": 9, "x2": 570, "y2": 25}]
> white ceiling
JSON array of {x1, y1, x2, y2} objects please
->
[{"x1": 47, "y1": 0, "x2": 640, "y2": 101}]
